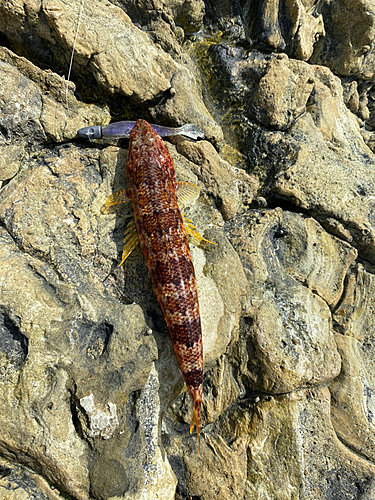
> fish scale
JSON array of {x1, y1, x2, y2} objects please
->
[{"x1": 125, "y1": 119, "x2": 203, "y2": 451}]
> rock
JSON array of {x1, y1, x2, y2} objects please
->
[
  {"x1": 227, "y1": 209, "x2": 346, "y2": 395},
  {"x1": 174, "y1": 138, "x2": 259, "y2": 219},
  {"x1": 109, "y1": 0, "x2": 205, "y2": 50},
  {"x1": 0, "y1": 220, "x2": 159, "y2": 498},
  {"x1": 167, "y1": 432, "x2": 248, "y2": 500},
  {"x1": 0, "y1": 144, "x2": 24, "y2": 181},
  {"x1": 79, "y1": 394, "x2": 119, "y2": 440},
  {"x1": 167, "y1": 207, "x2": 357, "y2": 471},
  {"x1": 265, "y1": 73, "x2": 375, "y2": 263},
  {"x1": 342, "y1": 79, "x2": 361, "y2": 114},
  {"x1": 203, "y1": 46, "x2": 316, "y2": 153},
  {"x1": 0, "y1": 0, "x2": 218, "y2": 136},
  {"x1": 0, "y1": 230, "x2": 90, "y2": 499},
  {"x1": 0, "y1": 459, "x2": 64, "y2": 500},
  {"x1": 215, "y1": 387, "x2": 375, "y2": 499},
  {"x1": 0, "y1": 47, "x2": 110, "y2": 144},
  {"x1": 134, "y1": 364, "x2": 178, "y2": 500},
  {"x1": 0, "y1": 140, "x2": 164, "y2": 499},
  {"x1": 205, "y1": 45, "x2": 375, "y2": 263},
  {"x1": 167, "y1": 387, "x2": 375, "y2": 499},
  {"x1": 174, "y1": 0, "x2": 206, "y2": 34},
  {"x1": 150, "y1": 64, "x2": 224, "y2": 145},
  {"x1": 310, "y1": 0, "x2": 375, "y2": 79},
  {"x1": 89, "y1": 458, "x2": 130, "y2": 499},
  {"x1": 330, "y1": 333, "x2": 375, "y2": 464},
  {"x1": 1, "y1": 0, "x2": 375, "y2": 498},
  {"x1": 330, "y1": 264, "x2": 375, "y2": 463},
  {"x1": 42, "y1": 0, "x2": 177, "y2": 102},
  {"x1": 205, "y1": 0, "x2": 325, "y2": 59}
]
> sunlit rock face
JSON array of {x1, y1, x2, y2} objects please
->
[{"x1": 1, "y1": 1, "x2": 375, "y2": 499}]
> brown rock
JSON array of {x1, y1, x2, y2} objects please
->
[
  {"x1": 331, "y1": 264, "x2": 375, "y2": 463},
  {"x1": 228, "y1": 209, "x2": 345, "y2": 394},
  {"x1": 266, "y1": 69, "x2": 375, "y2": 263},
  {"x1": 1, "y1": 1, "x2": 375, "y2": 498},
  {"x1": 42, "y1": 0, "x2": 176, "y2": 102},
  {"x1": 205, "y1": 0, "x2": 325, "y2": 59},
  {"x1": 151, "y1": 65, "x2": 224, "y2": 145},
  {"x1": 218, "y1": 388, "x2": 375, "y2": 499},
  {"x1": 174, "y1": 138, "x2": 258, "y2": 219},
  {"x1": 310, "y1": 0, "x2": 375, "y2": 79},
  {"x1": 0, "y1": 47, "x2": 110, "y2": 143},
  {"x1": 167, "y1": 388, "x2": 375, "y2": 499},
  {"x1": 206, "y1": 50, "x2": 375, "y2": 263}
]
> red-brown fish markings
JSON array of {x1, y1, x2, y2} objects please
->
[{"x1": 106, "y1": 119, "x2": 212, "y2": 452}]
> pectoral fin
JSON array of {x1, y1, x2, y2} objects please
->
[
  {"x1": 101, "y1": 189, "x2": 130, "y2": 214},
  {"x1": 176, "y1": 182, "x2": 201, "y2": 206}
]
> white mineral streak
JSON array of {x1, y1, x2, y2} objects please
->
[
  {"x1": 79, "y1": 394, "x2": 119, "y2": 439},
  {"x1": 137, "y1": 363, "x2": 177, "y2": 500}
]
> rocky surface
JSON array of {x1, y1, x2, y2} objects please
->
[{"x1": 1, "y1": 0, "x2": 375, "y2": 499}]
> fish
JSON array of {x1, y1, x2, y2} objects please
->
[{"x1": 104, "y1": 119, "x2": 214, "y2": 452}]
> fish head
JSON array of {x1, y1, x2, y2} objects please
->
[{"x1": 127, "y1": 119, "x2": 176, "y2": 182}]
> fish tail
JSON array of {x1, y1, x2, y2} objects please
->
[{"x1": 190, "y1": 399, "x2": 201, "y2": 454}]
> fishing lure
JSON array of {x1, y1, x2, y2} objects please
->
[
  {"x1": 77, "y1": 121, "x2": 205, "y2": 141},
  {"x1": 102, "y1": 119, "x2": 213, "y2": 452}
]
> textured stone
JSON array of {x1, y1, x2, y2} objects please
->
[
  {"x1": 174, "y1": 138, "x2": 259, "y2": 219},
  {"x1": 166, "y1": 208, "x2": 357, "y2": 483},
  {"x1": 265, "y1": 74, "x2": 375, "y2": 264},
  {"x1": 225, "y1": 209, "x2": 345, "y2": 395},
  {"x1": 167, "y1": 388, "x2": 375, "y2": 499},
  {"x1": 135, "y1": 364, "x2": 178, "y2": 500},
  {"x1": 0, "y1": 0, "x2": 218, "y2": 139},
  {"x1": 0, "y1": 47, "x2": 110, "y2": 144},
  {"x1": 167, "y1": 432, "x2": 248, "y2": 500},
  {"x1": 310, "y1": 0, "x2": 375, "y2": 79},
  {"x1": 0, "y1": 223, "x2": 158, "y2": 497},
  {"x1": 201, "y1": 45, "x2": 326, "y2": 168},
  {"x1": 79, "y1": 394, "x2": 119, "y2": 440},
  {"x1": 0, "y1": 144, "x2": 24, "y2": 181},
  {"x1": 150, "y1": 64, "x2": 224, "y2": 145},
  {"x1": 205, "y1": 46, "x2": 375, "y2": 264},
  {"x1": 0, "y1": 142, "x2": 162, "y2": 499},
  {"x1": 89, "y1": 458, "x2": 130, "y2": 499},
  {"x1": 205, "y1": 0, "x2": 325, "y2": 59},
  {"x1": 1, "y1": 0, "x2": 375, "y2": 498},
  {"x1": 0, "y1": 459, "x2": 64, "y2": 500},
  {"x1": 42, "y1": 0, "x2": 177, "y2": 102},
  {"x1": 330, "y1": 264, "x2": 375, "y2": 464},
  {"x1": 218, "y1": 388, "x2": 375, "y2": 500}
]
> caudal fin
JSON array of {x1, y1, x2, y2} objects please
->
[{"x1": 190, "y1": 400, "x2": 201, "y2": 454}]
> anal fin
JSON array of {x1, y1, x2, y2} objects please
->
[
  {"x1": 182, "y1": 215, "x2": 216, "y2": 246},
  {"x1": 177, "y1": 182, "x2": 215, "y2": 246},
  {"x1": 120, "y1": 221, "x2": 139, "y2": 265}
]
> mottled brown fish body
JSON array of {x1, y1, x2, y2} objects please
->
[{"x1": 126, "y1": 119, "x2": 203, "y2": 449}]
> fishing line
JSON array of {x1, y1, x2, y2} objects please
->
[{"x1": 66, "y1": 0, "x2": 85, "y2": 113}]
